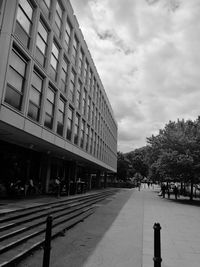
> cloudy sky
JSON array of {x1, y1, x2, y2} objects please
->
[{"x1": 70, "y1": 0, "x2": 200, "y2": 153}]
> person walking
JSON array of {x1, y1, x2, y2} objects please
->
[
  {"x1": 161, "y1": 183, "x2": 166, "y2": 198},
  {"x1": 167, "y1": 186, "x2": 171, "y2": 199},
  {"x1": 54, "y1": 177, "x2": 61, "y2": 198},
  {"x1": 174, "y1": 185, "x2": 179, "y2": 200}
]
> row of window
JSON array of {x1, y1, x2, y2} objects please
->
[
  {"x1": 14, "y1": 0, "x2": 117, "y2": 141},
  {"x1": 4, "y1": 45, "x2": 116, "y2": 166}
]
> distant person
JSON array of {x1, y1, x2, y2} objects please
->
[
  {"x1": 54, "y1": 177, "x2": 61, "y2": 198},
  {"x1": 167, "y1": 186, "x2": 171, "y2": 199},
  {"x1": 174, "y1": 185, "x2": 179, "y2": 200},
  {"x1": 137, "y1": 182, "x2": 141, "y2": 191},
  {"x1": 161, "y1": 184, "x2": 166, "y2": 198},
  {"x1": 27, "y1": 178, "x2": 35, "y2": 196}
]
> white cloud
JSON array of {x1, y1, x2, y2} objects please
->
[{"x1": 71, "y1": 0, "x2": 200, "y2": 152}]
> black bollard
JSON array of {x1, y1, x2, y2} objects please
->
[
  {"x1": 43, "y1": 215, "x2": 53, "y2": 267},
  {"x1": 153, "y1": 222, "x2": 162, "y2": 267}
]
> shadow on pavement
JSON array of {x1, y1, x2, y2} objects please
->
[
  {"x1": 17, "y1": 189, "x2": 134, "y2": 267},
  {"x1": 167, "y1": 197, "x2": 200, "y2": 207}
]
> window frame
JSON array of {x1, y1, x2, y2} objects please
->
[{"x1": 28, "y1": 69, "x2": 44, "y2": 122}]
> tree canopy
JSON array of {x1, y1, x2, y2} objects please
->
[{"x1": 117, "y1": 117, "x2": 200, "y2": 200}]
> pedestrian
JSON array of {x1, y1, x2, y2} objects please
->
[
  {"x1": 138, "y1": 181, "x2": 141, "y2": 191},
  {"x1": 161, "y1": 184, "x2": 166, "y2": 198},
  {"x1": 167, "y1": 186, "x2": 171, "y2": 199},
  {"x1": 54, "y1": 177, "x2": 61, "y2": 198},
  {"x1": 174, "y1": 185, "x2": 179, "y2": 200},
  {"x1": 27, "y1": 178, "x2": 35, "y2": 196}
]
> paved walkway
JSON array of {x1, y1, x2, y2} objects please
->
[{"x1": 14, "y1": 186, "x2": 200, "y2": 267}]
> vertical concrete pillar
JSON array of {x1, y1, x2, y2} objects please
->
[
  {"x1": 45, "y1": 157, "x2": 51, "y2": 193},
  {"x1": 96, "y1": 170, "x2": 101, "y2": 188},
  {"x1": 88, "y1": 173, "x2": 92, "y2": 190}
]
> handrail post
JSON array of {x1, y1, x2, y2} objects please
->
[
  {"x1": 153, "y1": 222, "x2": 162, "y2": 267},
  {"x1": 43, "y1": 215, "x2": 53, "y2": 267}
]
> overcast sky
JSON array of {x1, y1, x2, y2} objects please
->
[{"x1": 70, "y1": 0, "x2": 200, "y2": 153}]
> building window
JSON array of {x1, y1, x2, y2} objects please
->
[
  {"x1": 60, "y1": 56, "x2": 69, "y2": 92},
  {"x1": 74, "y1": 113, "x2": 80, "y2": 145},
  {"x1": 69, "y1": 69, "x2": 76, "y2": 102},
  {"x1": 84, "y1": 60, "x2": 89, "y2": 84},
  {"x1": 92, "y1": 77, "x2": 96, "y2": 99},
  {"x1": 65, "y1": 19, "x2": 72, "y2": 53},
  {"x1": 80, "y1": 119, "x2": 85, "y2": 148},
  {"x1": 72, "y1": 35, "x2": 78, "y2": 65},
  {"x1": 41, "y1": 0, "x2": 51, "y2": 18},
  {"x1": 76, "y1": 80, "x2": 81, "y2": 110},
  {"x1": 44, "y1": 86, "x2": 55, "y2": 129},
  {"x1": 96, "y1": 84, "x2": 99, "y2": 106},
  {"x1": 67, "y1": 106, "x2": 73, "y2": 140},
  {"x1": 87, "y1": 96, "x2": 91, "y2": 121},
  {"x1": 55, "y1": 1, "x2": 63, "y2": 38},
  {"x1": 57, "y1": 98, "x2": 65, "y2": 136},
  {"x1": 50, "y1": 41, "x2": 59, "y2": 81},
  {"x1": 15, "y1": 0, "x2": 33, "y2": 48},
  {"x1": 97, "y1": 136, "x2": 99, "y2": 158},
  {"x1": 91, "y1": 103, "x2": 95, "y2": 126},
  {"x1": 90, "y1": 129, "x2": 93, "y2": 154},
  {"x1": 4, "y1": 48, "x2": 27, "y2": 110},
  {"x1": 95, "y1": 108, "x2": 98, "y2": 130},
  {"x1": 86, "y1": 125, "x2": 90, "y2": 151},
  {"x1": 82, "y1": 89, "x2": 87, "y2": 116},
  {"x1": 89, "y1": 70, "x2": 92, "y2": 91},
  {"x1": 78, "y1": 49, "x2": 84, "y2": 76},
  {"x1": 36, "y1": 20, "x2": 48, "y2": 67},
  {"x1": 28, "y1": 70, "x2": 43, "y2": 121},
  {"x1": 94, "y1": 133, "x2": 97, "y2": 156}
]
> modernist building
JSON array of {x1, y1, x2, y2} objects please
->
[{"x1": 0, "y1": 0, "x2": 117, "y2": 196}]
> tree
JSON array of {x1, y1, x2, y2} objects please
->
[
  {"x1": 147, "y1": 118, "x2": 200, "y2": 200},
  {"x1": 117, "y1": 152, "x2": 130, "y2": 181},
  {"x1": 126, "y1": 147, "x2": 149, "y2": 178}
]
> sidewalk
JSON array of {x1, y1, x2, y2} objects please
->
[{"x1": 17, "y1": 187, "x2": 200, "y2": 267}]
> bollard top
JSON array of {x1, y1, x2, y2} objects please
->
[
  {"x1": 47, "y1": 215, "x2": 53, "y2": 222},
  {"x1": 153, "y1": 222, "x2": 161, "y2": 230}
]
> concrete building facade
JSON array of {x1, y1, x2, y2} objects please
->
[{"x1": 0, "y1": 0, "x2": 117, "y2": 196}]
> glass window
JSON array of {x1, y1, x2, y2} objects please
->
[
  {"x1": 44, "y1": 86, "x2": 55, "y2": 129},
  {"x1": 60, "y1": 56, "x2": 69, "y2": 92},
  {"x1": 5, "y1": 48, "x2": 27, "y2": 110},
  {"x1": 82, "y1": 89, "x2": 87, "y2": 116},
  {"x1": 50, "y1": 41, "x2": 59, "y2": 80},
  {"x1": 84, "y1": 60, "x2": 89, "y2": 84},
  {"x1": 86, "y1": 125, "x2": 90, "y2": 151},
  {"x1": 67, "y1": 106, "x2": 73, "y2": 140},
  {"x1": 69, "y1": 69, "x2": 76, "y2": 102},
  {"x1": 87, "y1": 96, "x2": 91, "y2": 121},
  {"x1": 15, "y1": 0, "x2": 33, "y2": 48},
  {"x1": 76, "y1": 80, "x2": 81, "y2": 110},
  {"x1": 55, "y1": 1, "x2": 63, "y2": 38},
  {"x1": 74, "y1": 113, "x2": 80, "y2": 145},
  {"x1": 72, "y1": 35, "x2": 78, "y2": 65},
  {"x1": 80, "y1": 120, "x2": 85, "y2": 148},
  {"x1": 41, "y1": 0, "x2": 51, "y2": 18},
  {"x1": 92, "y1": 77, "x2": 96, "y2": 97},
  {"x1": 78, "y1": 49, "x2": 84, "y2": 76},
  {"x1": 90, "y1": 129, "x2": 93, "y2": 154},
  {"x1": 36, "y1": 20, "x2": 48, "y2": 67},
  {"x1": 65, "y1": 19, "x2": 72, "y2": 52},
  {"x1": 28, "y1": 71, "x2": 43, "y2": 121},
  {"x1": 89, "y1": 69, "x2": 92, "y2": 89},
  {"x1": 57, "y1": 98, "x2": 65, "y2": 136}
]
